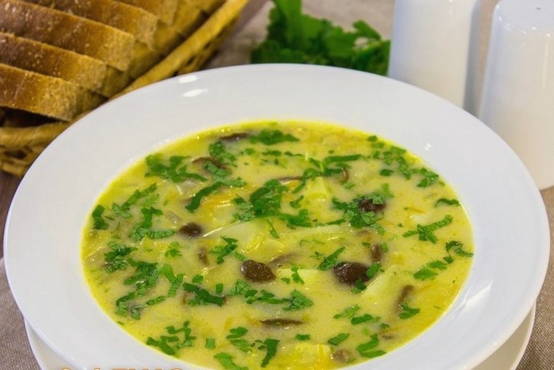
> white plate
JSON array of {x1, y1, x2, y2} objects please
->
[
  {"x1": 24, "y1": 306, "x2": 536, "y2": 370},
  {"x1": 5, "y1": 65, "x2": 550, "y2": 370}
]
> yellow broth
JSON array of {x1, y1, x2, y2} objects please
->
[{"x1": 82, "y1": 121, "x2": 473, "y2": 369}]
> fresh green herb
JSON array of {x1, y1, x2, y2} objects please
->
[
  {"x1": 183, "y1": 283, "x2": 225, "y2": 306},
  {"x1": 399, "y1": 303, "x2": 420, "y2": 319},
  {"x1": 435, "y1": 198, "x2": 460, "y2": 207},
  {"x1": 112, "y1": 184, "x2": 158, "y2": 218},
  {"x1": 289, "y1": 195, "x2": 304, "y2": 209},
  {"x1": 92, "y1": 205, "x2": 109, "y2": 230},
  {"x1": 226, "y1": 327, "x2": 252, "y2": 353},
  {"x1": 145, "y1": 295, "x2": 166, "y2": 305},
  {"x1": 446, "y1": 240, "x2": 473, "y2": 257},
  {"x1": 104, "y1": 241, "x2": 136, "y2": 273},
  {"x1": 159, "y1": 264, "x2": 184, "y2": 298},
  {"x1": 129, "y1": 207, "x2": 162, "y2": 241},
  {"x1": 327, "y1": 333, "x2": 350, "y2": 346},
  {"x1": 295, "y1": 334, "x2": 311, "y2": 341},
  {"x1": 318, "y1": 247, "x2": 345, "y2": 270},
  {"x1": 332, "y1": 198, "x2": 384, "y2": 233},
  {"x1": 146, "y1": 229, "x2": 175, "y2": 239},
  {"x1": 249, "y1": 129, "x2": 299, "y2": 145},
  {"x1": 379, "y1": 169, "x2": 393, "y2": 177},
  {"x1": 204, "y1": 162, "x2": 246, "y2": 187},
  {"x1": 351, "y1": 314, "x2": 376, "y2": 325},
  {"x1": 185, "y1": 182, "x2": 224, "y2": 212},
  {"x1": 115, "y1": 260, "x2": 160, "y2": 319},
  {"x1": 205, "y1": 337, "x2": 216, "y2": 349},
  {"x1": 283, "y1": 290, "x2": 313, "y2": 311},
  {"x1": 260, "y1": 338, "x2": 279, "y2": 367},
  {"x1": 145, "y1": 155, "x2": 206, "y2": 183},
  {"x1": 192, "y1": 274, "x2": 204, "y2": 284},
  {"x1": 428, "y1": 260, "x2": 448, "y2": 270},
  {"x1": 366, "y1": 262, "x2": 381, "y2": 280},
  {"x1": 210, "y1": 237, "x2": 239, "y2": 264},
  {"x1": 356, "y1": 334, "x2": 385, "y2": 358},
  {"x1": 417, "y1": 168, "x2": 439, "y2": 188},
  {"x1": 214, "y1": 352, "x2": 248, "y2": 370},
  {"x1": 291, "y1": 266, "x2": 304, "y2": 284},
  {"x1": 413, "y1": 267, "x2": 438, "y2": 281},
  {"x1": 267, "y1": 219, "x2": 280, "y2": 238},
  {"x1": 402, "y1": 215, "x2": 453, "y2": 243},
  {"x1": 209, "y1": 141, "x2": 236, "y2": 166},
  {"x1": 251, "y1": 0, "x2": 390, "y2": 75},
  {"x1": 164, "y1": 241, "x2": 182, "y2": 258},
  {"x1": 146, "y1": 336, "x2": 177, "y2": 355},
  {"x1": 215, "y1": 283, "x2": 224, "y2": 295},
  {"x1": 334, "y1": 304, "x2": 360, "y2": 319},
  {"x1": 146, "y1": 321, "x2": 196, "y2": 356}
]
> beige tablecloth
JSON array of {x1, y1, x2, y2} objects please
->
[{"x1": 1, "y1": 0, "x2": 552, "y2": 369}]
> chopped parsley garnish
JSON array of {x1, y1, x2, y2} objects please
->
[
  {"x1": 413, "y1": 267, "x2": 438, "y2": 281},
  {"x1": 399, "y1": 303, "x2": 420, "y2": 319},
  {"x1": 356, "y1": 334, "x2": 385, "y2": 358},
  {"x1": 226, "y1": 327, "x2": 252, "y2": 353},
  {"x1": 435, "y1": 198, "x2": 460, "y2": 207},
  {"x1": 214, "y1": 352, "x2": 248, "y2": 370},
  {"x1": 251, "y1": 0, "x2": 390, "y2": 76},
  {"x1": 318, "y1": 247, "x2": 345, "y2": 270},
  {"x1": 291, "y1": 266, "x2": 304, "y2": 284},
  {"x1": 379, "y1": 168, "x2": 393, "y2": 177},
  {"x1": 112, "y1": 183, "x2": 158, "y2": 218},
  {"x1": 402, "y1": 215, "x2": 453, "y2": 243},
  {"x1": 129, "y1": 207, "x2": 162, "y2": 241},
  {"x1": 283, "y1": 290, "x2": 314, "y2": 311},
  {"x1": 164, "y1": 241, "x2": 182, "y2": 258},
  {"x1": 260, "y1": 338, "x2": 279, "y2": 367},
  {"x1": 92, "y1": 205, "x2": 109, "y2": 230},
  {"x1": 365, "y1": 262, "x2": 382, "y2": 280},
  {"x1": 334, "y1": 304, "x2": 360, "y2": 319},
  {"x1": 327, "y1": 333, "x2": 350, "y2": 346},
  {"x1": 145, "y1": 295, "x2": 165, "y2": 305},
  {"x1": 233, "y1": 179, "x2": 312, "y2": 228},
  {"x1": 289, "y1": 195, "x2": 304, "y2": 209},
  {"x1": 209, "y1": 141, "x2": 236, "y2": 166},
  {"x1": 295, "y1": 334, "x2": 311, "y2": 341},
  {"x1": 192, "y1": 274, "x2": 204, "y2": 284},
  {"x1": 446, "y1": 240, "x2": 473, "y2": 257},
  {"x1": 351, "y1": 314, "x2": 377, "y2": 325},
  {"x1": 115, "y1": 260, "x2": 160, "y2": 319},
  {"x1": 417, "y1": 168, "x2": 439, "y2": 188},
  {"x1": 145, "y1": 154, "x2": 206, "y2": 183},
  {"x1": 205, "y1": 337, "x2": 216, "y2": 349},
  {"x1": 249, "y1": 129, "x2": 299, "y2": 145},
  {"x1": 183, "y1": 283, "x2": 225, "y2": 306},
  {"x1": 210, "y1": 237, "x2": 239, "y2": 264},
  {"x1": 185, "y1": 182, "x2": 224, "y2": 212},
  {"x1": 332, "y1": 198, "x2": 384, "y2": 233},
  {"x1": 104, "y1": 241, "x2": 136, "y2": 273}
]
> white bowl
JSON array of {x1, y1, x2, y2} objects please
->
[{"x1": 4, "y1": 64, "x2": 550, "y2": 370}]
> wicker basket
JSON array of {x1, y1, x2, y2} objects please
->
[{"x1": 0, "y1": 0, "x2": 248, "y2": 177}]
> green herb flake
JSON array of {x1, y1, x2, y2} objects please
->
[
  {"x1": 183, "y1": 283, "x2": 225, "y2": 306},
  {"x1": 104, "y1": 241, "x2": 136, "y2": 273},
  {"x1": 283, "y1": 290, "x2": 314, "y2": 311},
  {"x1": 145, "y1": 154, "x2": 206, "y2": 183},
  {"x1": 351, "y1": 314, "x2": 376, "y2": 325},
  {"x1": 210, "y1": 237, "x2": 239, "y2": 264},
  {"x1": 435, "y1": 198, "x2": 460, "y2": 207},
  {"x1": 413, "y1": 267, "x2": 438, "y2": 280},
  {"x1": 446, "y1": 240, "x2": 473, "y2": 257},
  {"x1": 185, "y1": 181, "x2": 224, "y2": 212},
  {"x1": 356, "y1": 334, "x2": 385, "y2": 358},
  {"x1": 213, "y1": 352, "x2": 248, "y2": 370},
  {"x1": 92, "y1": 205, "x2": 109, "y2": 230},
  {"x1": 399, "y1": 303, "x2": 420, "y2": 319},
  {"x1": 327, "y1": 333, "x2": 350, "y2": 346},
  {"x1": 334, "y1": 304, "x2": 360, "y2": 319},
  {"x1": 226, "y1": 327, "x2": 251, "y2": 353},
  {"x1": 209, "y1": 141, "x2": 236, "y2": 166},
  {"x1": 249, "y1": 129, "x2": 299, "y2": 145},
  {"x1": 260, "y1": 338, "x2": 279, "y2": 367},
  {"x1": 295, "y1": 334, "x2": 311, "y2": 341},
  {"x1": 402, "y1": 215, "x2": 453, "y2": 244},
  {"x1": 366, "y1": 262, "x2": 381, "y2": 280},
  {"x1": 205, "y1": 337, "x2": 216, "y2": 349},
  {"x1": 291, "y1": 266, "x2": 304, "y2": 284},
  {"x1": 318, "y1": 247, "x2": 345, "y2": 270}
]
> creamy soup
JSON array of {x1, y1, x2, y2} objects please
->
[{"x1": 82, "y1": 121, "x2": 473, "y2": 369}]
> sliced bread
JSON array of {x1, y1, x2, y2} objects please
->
[
  {"x1": 21, "y1": 0, "x2": 158, "y2": 46},
  {"x1": 116, "y1": 0, "x2": 178, "y2": 24},
  {"x1": 0, "y1": 0, "x2": 135, "y2": 71},
  {"x1": 0, "y1": 63, "x2": 103, "y2": 120},
  {"x1": 0, "y1": 32, "x2": 108, "y2": 93}
]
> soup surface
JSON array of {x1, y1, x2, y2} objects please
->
[{"x1": 82, "y1": 121, "x2": 473, "y2": 369}]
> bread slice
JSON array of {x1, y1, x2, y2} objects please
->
[
  {"x1": 0, "y1": 0, "x2": 135, "y2": 71},
  {"x1": 189, "y1": 0, "x2": 224, "y2": 14},
  {"x1": 0, "y1": 63, "x2": 103, "y2": 120},
  {"x1": 21, "y1": 0, "x2": 158, "y2": 46},
  {"x1": 116, "y1": 0, "x2": 178, "y2": 24},
  {"x1": 0, "y1": 32, "x2": 108, "y2": 93},
  {"x1": 127, "y1": 0, "x2": 205, "y2": 77}
]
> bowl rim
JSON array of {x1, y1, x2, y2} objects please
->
[{"x1": 4, "y1": 64, "x2": 550, "y2": 370}]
